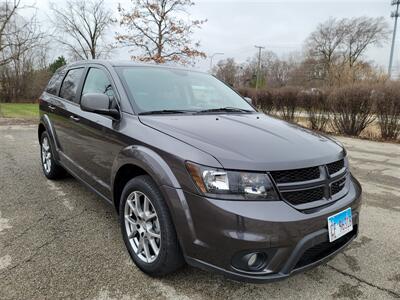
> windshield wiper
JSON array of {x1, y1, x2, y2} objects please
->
[
  {"x1": 196, "y1": 107, "x2": 253, "y2": 114},
  {"x1": 139, "y1": 109, "x2": 194, "y2": 115}
]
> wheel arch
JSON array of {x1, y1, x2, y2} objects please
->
[
  {"x1": 38, "y1": 123, "x2": 46, "y2": 142},
  {"x1": 38, "y1": 115, "x2": 60, "y2": 161},
  {"x1": 111, "y1": 145, "x2": 182, "y2": 214}
]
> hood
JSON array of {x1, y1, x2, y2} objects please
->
[{"x1": 139, "y1": 113, "x2": 345, "y2": 171}]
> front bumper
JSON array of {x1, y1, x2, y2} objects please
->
[{"x1": 161, "y1": 175, "x2": 362, "y2": 283}]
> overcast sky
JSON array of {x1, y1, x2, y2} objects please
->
[{"x1": 33, "y1": 0, "x2": 399, "y2": 72}]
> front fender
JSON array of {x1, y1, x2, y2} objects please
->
[
  {"x1": 111, "y1": 145, "x2": 182, "y2": 193},
  {"x1": 111, "y1": 145, "x2": 201, "y2": 256}
]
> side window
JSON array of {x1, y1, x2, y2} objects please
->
[
  {"x1": 82, "y1": 68, "x2": 116, "y2": 108},
  {"x1": 59, "y1": 68, "x2": 84, "y2": 102},
  {"x1": 45, "y1": 68, "x2": 66, "y2": 95}
]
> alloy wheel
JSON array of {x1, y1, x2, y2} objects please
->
[
  {"x1": 41, "y1": 136, "x2": 52, "y2": 174},
  {"x1": 124, "y1": 191, "x2": 161, "y2": 263}
]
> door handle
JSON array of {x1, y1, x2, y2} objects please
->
[
  {"x1": 48, "y1": 105, "x2": 56, "y2": 111},
  {"x1": 69, "y1": 115, "x2": 80, "y2": 122}
]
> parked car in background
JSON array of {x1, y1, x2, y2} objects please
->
[{"x1": 38, "y1": 60, "x2": 362, "y2": 282}]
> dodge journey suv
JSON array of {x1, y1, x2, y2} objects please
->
[{"x1": 38, "y1": 60, "x2": 361, "y2": 282}]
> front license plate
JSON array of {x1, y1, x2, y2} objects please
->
[{"x1": 328, "y1": 208, "x2": 353, "y2": 242}]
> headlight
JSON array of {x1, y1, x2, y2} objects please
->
[{"x1": 185, "y1": 162, "x2": 278, "y2": 200}]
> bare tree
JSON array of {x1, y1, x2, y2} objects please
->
[
  {"x1": 305, "y1": 17, "x2": 389, "y2": 85},
  {"x1": 344, "y1": 17, "x2": 389, "y2": 67},
  {"x1": 0, "y1": 0, "x2": 22, "y2": 66},
  {"x1": 286, "y1": 58, "x2": 319, "y2": 87},
  {"x1": 212, "y1": 58, "x2": 240, "y2": 87},
  {"x1": 50, "y1": 0, "x2": 114, "y2": 60},
  {"x1": 0, "y1": 9, "x2": 49, "y2": 102},
  {"x1": 241, "y1": 50, "x2": 277, "y2": 87},
  {"x1": 306, "y1": 18, "x2": 347, "y2": 68},
  {"x1": 305, "y1": 18, "x2": 350, "y2": 86},
  {"x1": 116, "y1": 0, "x2": 206, "y2": 65},
  {"x1": 268, "y1": 59, "x2": 295, "y2": 87}
]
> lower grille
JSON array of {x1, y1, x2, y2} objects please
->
[
  {"x1": 294, "y1": 226, "x2": 357, "y2": 270},
  {"x1": 282, "y1": 187, "x2": 325, "y2": 205}
]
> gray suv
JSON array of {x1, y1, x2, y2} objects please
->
[{"x1": 38, "y1": 60, "x2": 362, "y2": 282}]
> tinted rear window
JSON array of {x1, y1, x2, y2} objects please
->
[
  {"x1": 45, "y1": 68, "x2": 66, "y2": 95},
  {"x1": 59, "y1": 68, "x2": 84, "y2": 102}
]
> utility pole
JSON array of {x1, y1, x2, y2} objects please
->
[
  {"x1": 389, "y1": 0, "x2": 400, "y2": 78},
  {"x1": 254, "y1": 45, "x2": 265, "y2": 90}
]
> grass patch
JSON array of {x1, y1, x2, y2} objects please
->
[{"x1": 0, "y1": 103, "x2": 39, "y2": 119}]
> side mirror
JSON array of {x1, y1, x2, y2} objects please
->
[
  {"x1": 81, "y1": 93, "x2": 120, "y2": 119},
  {"x1": 244, "y1": 97, "x2": 253, "y2": 104}
]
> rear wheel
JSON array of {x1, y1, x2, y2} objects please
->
[
  {"x1": 40, "y1": 131, "x2": 65, "y2": 179},
  {"x1": 120, "y1": 175, "x2": 184, "y2": 276}
]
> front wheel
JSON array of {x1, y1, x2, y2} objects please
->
[{"x1": 120, "y1": 175, "x2": 184, "y2": 276}]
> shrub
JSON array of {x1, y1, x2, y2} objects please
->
[
  {"x1": 236, "y1": 87, "x2": 257, "y2": 105},
  {"x1": 372, "y1": 83, "x2": 400, "y2": 140},
  {"x1": 329, "y1": 85, "x2": 375, "y2": 136},
  {"x1": 272, "y1": 87, "x2": 300, "y2": 121},
  {"x1": 236, "y1": 87, "x2": 255, "y2": 98},
  {"x1": 257, "y1": 90, "x2": 274, "y2": 114},
  {"x1": 299, "y1": 88, "x2": 330, "y2": 131}
]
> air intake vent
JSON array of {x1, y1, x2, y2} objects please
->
[
  {"x1": 294, "y1": 225, "x2": 357, "y2": 269},
  {"x1": 282, "y1": 187, "x2": 325, "y2": 205}
]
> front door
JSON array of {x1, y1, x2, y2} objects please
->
[{"x1": 64, "y1": 66, "x2": 124, "y2": 198}]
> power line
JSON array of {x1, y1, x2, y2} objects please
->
[
  {"x1": 254, "y1": 45, "x2": 265, "y2": 90},
  {"x1": 389, "y1": 0, "x2": 400, "y2": 78}
]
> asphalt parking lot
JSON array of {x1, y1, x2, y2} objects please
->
[{"x1": 0, "y1": 124, "x2": 399, "y2": 300}]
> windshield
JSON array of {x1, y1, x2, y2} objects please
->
[{"x1": 117, "y1": 66, "x2": 255, "y2": 114}]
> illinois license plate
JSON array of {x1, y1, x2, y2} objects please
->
[{"x1": 327, "y1": 208, "x2": 353, "y2": 242}]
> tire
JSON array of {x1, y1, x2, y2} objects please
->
[
  {"x1": 40, "y1": 131, "x2": 66, "y2": 179},
  {"x1": 119, "y1": 175, "x2": 184, "y2": 276}
]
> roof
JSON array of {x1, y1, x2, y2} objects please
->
[{"x1": 67, "y1": 59, "x2": 206, "y2": 74}]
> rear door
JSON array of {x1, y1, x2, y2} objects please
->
[
  {"x1": 50, "y1": 67, "x2": 86, "y2": 173},
  {"x1": 40, "y1": 67, "x2": 67, "y2": 122}
]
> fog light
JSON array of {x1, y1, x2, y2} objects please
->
[
  {"x1": 247, "y1": 253, "x2": 258, "y2": 267},
  {"x1": 245, "y1": 252, "x2": 267, "y2": 271},
  {"x1": 232, "y1": 250, "x2": 271, "y2": 273}
]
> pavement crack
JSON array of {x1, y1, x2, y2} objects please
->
[
  {"x1": 1, "y1": 214, "x2": 48, "y2": 249},
  {"x1": 0, "y1": 235, "x2": 58, "y2": 277},
  {"x1": 0, "y1": 209, "x2": 85, "y2": 251},
  {"x1": 0, "y1": 210, "x2": 87, "y2": 277},
  {"x1": 327, "y1": 264, "x2": 400, "y2": 298}
]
